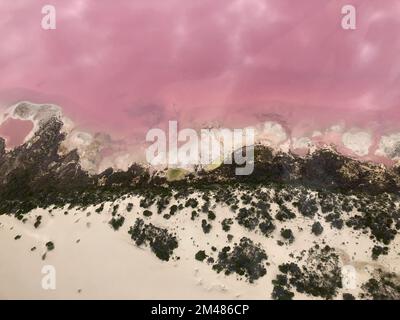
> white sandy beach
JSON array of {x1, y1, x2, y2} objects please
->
[{"x1": 0, "y1": 193, "x2": 399, "y2": 300}]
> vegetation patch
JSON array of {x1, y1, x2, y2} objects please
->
[
  {"x1": 272, "y1": 245, "x2": 342, "y2": 300},
  {"x1": 360, "y1": 269, "x2": 400, "y2": 300},
  {"x1": 128, "y1": 218, "x2": 178, "y2": 261},
  {"x1": 109, "y1": 215, "x2": 125, "y2": 230},
  {"x1": 46, "y1": 241, "x2": 55, "y2": 251},
  {"x1": 212, "y1": 237, "x2": 268, "y2": 283}
]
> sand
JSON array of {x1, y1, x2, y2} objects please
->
[{"x1": 0, "y1": 192, "x2": 399, "y2": 300}]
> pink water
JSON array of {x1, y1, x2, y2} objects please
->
[
  {"x1": 0, "y1": 1, "x2": 399, "y2": 155},
  {"x1": 0, "y1": 119, "x2": 34, "y2": 149}
]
